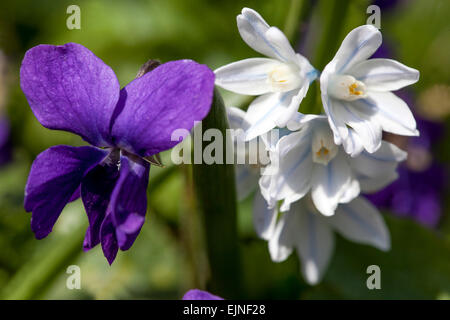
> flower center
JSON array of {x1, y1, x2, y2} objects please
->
[
  {"x1": 328, "y1": 74, "x2": 367, "y2": 101},
  {"x1": 316, "y1": 143, "x2": 329, "y2": 158},
  {"x1": 311, "y1": 124, "x2": 338, "y2": 165},
  {"x1": 267, "y1": 63, "x2": 303, "y2": 92}
]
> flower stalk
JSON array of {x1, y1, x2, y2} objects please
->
[
  {"x1": 192, "y1": 88, "x2": 241, "y2": 298},
  {"x1": 283, "y1": 0, "x2": 314, "y2": 43},
  {"x1": 304, "y1": 0, "x2": 351, "y2": 114}
]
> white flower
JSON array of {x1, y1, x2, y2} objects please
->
[
  {"x1": 227, "y1": 106, "x2": 292, "y2": 200},
  {"x1": 259, "y1": 195, "x2": 390, "y2": 285},
  {"x1": 227, "y1": 106, "x2": 261, "y2": 200},
  {"x1": 216, "y1": 8, "x2": 317, "y2": 141},
  {"x1": 261, "y1": 115, "x2": 407, "y2": 216},
  {"x1": 227, "y1": 106, "x2": 285, "y2": 241},
  {"x1": 320, "y1": 25, "x2": 420, "y2": 156}
]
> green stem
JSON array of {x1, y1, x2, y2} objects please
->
[
  {"x1": 304, "y1": 0, "x2": 351, "y2": 114},
  {"x1": 283, "y1": 0, "x2": 314, "y2": 43},
  {"x1": 192, "y1": 88, "x2": 241, "y2": 298},
  {"x1": 180, "y1": 164, "x2": 208, "y2": 290},
  {"x1": 315, "y1": 0, "x2": 351, "y2": 70},
  {"x1": 283, "y1": 0, "x2": 303, "y2": 42}
]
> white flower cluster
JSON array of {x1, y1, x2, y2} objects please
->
[{"x1": 217, "y1": 8, "x2": 420, "y2": 285}]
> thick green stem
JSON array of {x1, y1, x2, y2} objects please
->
[{"x1": 192, "y1": 88, "x2": 241, "y2": 298}]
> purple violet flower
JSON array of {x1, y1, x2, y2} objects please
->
[
  {"x1": 182, "y1": 289, "x2": 223, "y2": 300},
  {"x1": 20, "y1": 43, "x2": 214, "y2": 263}
]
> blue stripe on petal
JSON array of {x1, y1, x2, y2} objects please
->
[
  {"x1": 356, "y1": 72, "x2": 405, "y2": 82},
  {"x1": 360, "y1": 98, "x2": 414, "y2": 133},
  {"x1": 274, "y1": 138, "x2": 311, "y2": 198},
  {"x1": 327, "y1": 159, "x2": 334, "y2": 193},
  {"x1": 337, "y1": 37, "x2": 372, "y2": 74},
  {"x1": 245, "y1": 92, "x2": 291, "y2": 139},
  {"x1": 219, "y1": 73, "x2": 268, "y2": 83},
  {"x1": 307, "y1": 69, "x2": 320, "y2": 82},
  {"x1": 326, "y1": 97, "x2": 343, "y2": 138},
  {"x1": 245, "y1": 14, "x2": 287, "y2": 62},
  {"x1": 341, "y1": 204, "x2": 378, "y2": 239}
]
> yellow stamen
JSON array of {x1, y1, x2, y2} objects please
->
[
  {"x1": 349, "y1": 83, "x2": 363, "y2": 96},
  {"x1": 315, "y1": 140, "x2": 329, "y2": 158}
]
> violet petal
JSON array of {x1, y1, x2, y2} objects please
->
[
  {"x1": 20, "y1": 43, "x2": 120, "y2": 147},
  {"x1": 25, "y1": 145, "x2": 108, "y2": 239},
  {"x1": 68, "y1": 186, "x2": 81, "y2": 203},
  {"x1": 81, "y1": 161, "x2": 120, "y2": 251},
  {"x1": 110, "y1": 60, "x2": 214, "y2": 157},
  {"x1": 109, "y1": 155, "x2": 149, "y2": 251},
  {"x1": 100, "y1": 213, "x2": 119, "y2": 265},
  {"x1": 182, "y1": 289, "x2": 223, "y2": 300}
]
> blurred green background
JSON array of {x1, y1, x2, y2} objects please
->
[{"x1": 0, "y1": 0, "x2": 449, "y2": 299}]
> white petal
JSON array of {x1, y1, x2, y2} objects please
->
[
  {"x1": 267, "y1": 130, "x2": 313, "y2": 205},
  {"x1": 215, "y1": 58, "x2": 284, "y2": 95},
  {"x1": 228, "y1": 106, "x2": 260, "y2": 200},
  {"x1": 226, "y1": 106, "x2": 248, "y2": 130},
  {"x1": 295, "y1": 203, "x2": 334, "y2": 285},
  {"x1": 235, "y1": 165, "x2": 259, "y2": 200},
  {"x1": 339, "y1": 178, "x2": 360, "y2": 203},
  {"x1": 244, "y1": 90, "x2": 302, "y2": 141},
  {"x1": 259, "y1": 175, "x2": 276, "y2": 208},
  {"x1": 259, "y1": 128, "x2": 291, "y2": 152},
  {"x1": 294, "y1": 53, "x2": 317, "y2": 80},
  {"x1": 268, "y1": 211, "x2": 295, "y2": 262},
  {"x1": 350, "y1": 141, "x2": 406, "y2": 192},
  {"x1": 342, "y1": 128, "x2": 364, "y2": 157},
  {"x1": 350, "y1": 141, "x2": 406, "y2": 175},
  {"x1": 332, "y1": 25, "x2": 382, "y2": 74},
  {"x1": 322, "y1": 96, "x2": 349, "y2": 145},
  {"x1": 279, "y1": 193, "x2": 303, "y2": 212},
  {"x1": 358, "y1": 171, "x2": 399, "y2": 193},
  {"x1": 274, "y1": 84, "x2": 309, "y2": 128},
  {"x1": 311, "y1": 151, "x2": 351, "y2": 216},
  {"x1": 286, "y1": 113, "x2": 326, "y2": 131},
  {"x1": 332, "y1": 99, "x2": 382, "y2": 154},
  {"x1": 237, "y1": 8, "x2": 297, "y2": 63},
  {"x1": 365, "y1": 91, "x2": 419, "y2": 136},
  {"x1": 348, "y1": 58, "x2": 419, "y2": 92},
  {"x1": 253, "y1": 191, "x2": 278, "y2": 240},
  {"x1": 328, "y1": 197, "x2": 390, "y2": 251}
]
